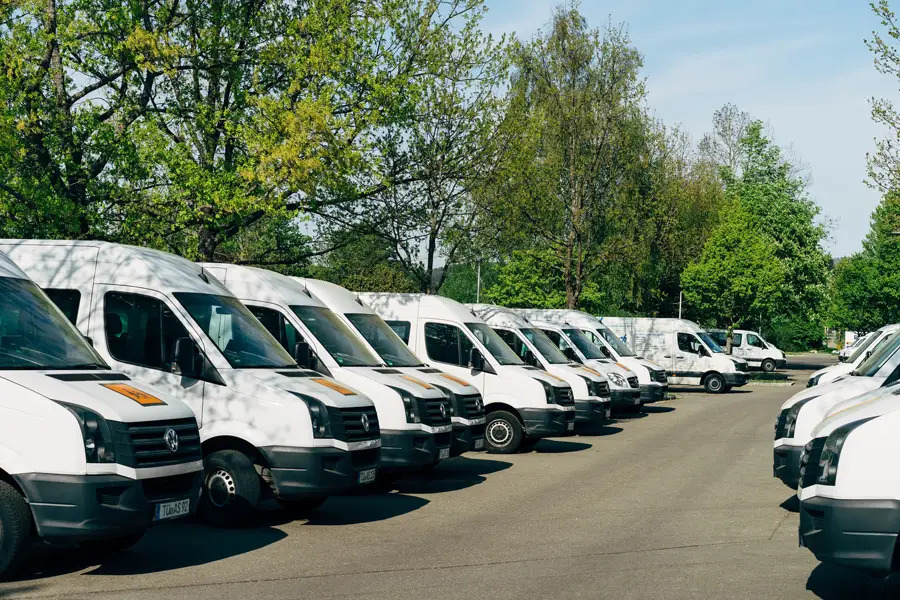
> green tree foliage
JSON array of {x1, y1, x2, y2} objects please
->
[
  {"x1": 307, "y1": 233, "x2": 418, "y2": 293},
  {"x1": 866, "y1": 0, "x2": 900, "y2": 191}
]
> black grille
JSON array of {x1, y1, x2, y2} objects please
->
[
  {"x1": 627, "y1": 376, "x2": 639, "y2": 389},
  {"x1": 434, "y1": 431, "x2": 452, "y2": 448},
  {"x1": 333, "y1": 405, "x2": 380, "y2": 443},
  {"x1": 594, "y1": 380, "x2": 610, "y2": 397},
  {"x1": 652, "y1": 370, "x2": 668, "y2": 384},
  {"x1": 141, "y1": 472, "x2": 199, "y2": 501},
  {"x1": 734, "y1": 361, "x2": 748, "y2": 373},
  {"x1": 460, "y1": 394, "x2": 485, "y2": 419},
  {"x1": 416, "y1": 397, "x2": 452, "y2": 426},
  {"x1": 111, "y1": 418, "x2": 202, "y2": 469},
  {"x1": 417, "y1": 368, "x2": 443, "y2": 374},
  {"x1": 553, "y1": 386, "x2": 575, "y2": 406},
  {"x1": 800, "y1": 437, "x2": 826, "y2": 488},
  {"x1": 805, "y1": 508, "x2": 826, "y2": 531},
  {"x1": 774, "y1": 408, "x2": 790, "y2": 440}
]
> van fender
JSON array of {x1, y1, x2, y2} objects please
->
[
  {"x1": 198, "y1": 420, "x2": 271, "y2": 451},
  {"x1": 0, "y1": 445, "x2": 29, "y2": 479},
  {"x1": 483, "y1": 395, "x2": 527, "y2": 423}
]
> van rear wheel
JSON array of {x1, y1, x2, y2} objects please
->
[
  {"x1": 485, "y1": 411, "x2": 524, "y2": 454},
  {"x1": 201, "y1": 450, "x2": 262, "y2": 528},
  {"x1": 762, "y1": 359, "x2": 777, "y2": 373},
  {"x1": 704, "y1": 374, "x2": 726, "y2": 394},
  {"x1": 0, "y1": 480, "x2": 33, "y2": 580}
]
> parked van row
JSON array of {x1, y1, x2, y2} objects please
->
[{"x1": 770, "y1": 323, "x2": 900, "y2": 576}]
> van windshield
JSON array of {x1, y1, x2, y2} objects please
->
[
  {"x1": 522, "y1": 328, "x2": 570, "y2": 364},
  {"x1": 292, "y1": 306, "x2": 382, "y2": 367},
  {"x1": 698, "y1": 332, "x2": 724, "y2": 353},
  {"x1": 593, "y1": 326, "x2": 637, "y2": 357},
  {"x1": 0, "y1": 278, "x2": 108, "y2": 370},
  {"x1": 174, "y1": 293, "x2": 297, "y2": 369},
  {"x1": 466, "y1": 323, "x2": 524, "y2": 365},
  {"x1": 563, "y1": 328, "x2": 607, "y2": 359},
  {"x1": 849, "y1": 330, "x2": 886, "y2": 364},
  {"x1": 856, "y1": 331, "x2": 900, "y2": 377},
  {"x1": 345, "y1": 313, "x2": 423, "y2": 367}
]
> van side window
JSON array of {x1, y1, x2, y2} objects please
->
[
  {"x1": 424, "y1": 322, "x2": 473, "y2": 366},
  {"x1": 494, "y1": 328, "x2": 527, "y2": 358},
  {"x1": 747, "y1": 334, "x2": 763, "y2": 348},
  {"x1": 104, "y1": 292, "x2": 192, "y2": 371},
  {"x1": 246, "y1": 305, "x2": 301, "y2": 352},
  {"x1": 44, "y1": 289, "x2": 81, "y2": 325},
  {"x1": 732, "y1": 333, "x2": 744, "y2": 347},
  {"x1": 677, "y1": 333, "x2": 701, "y2": 354},
  {"x1": 386, "y1": 320, "x2": 411, "y2": 344}
]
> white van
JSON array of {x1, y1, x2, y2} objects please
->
[
  {"x1": 298, "y1": 278, "x2": 485, "y2": 455},
  {"x1": 707, "y1": 329, "x2": 786, "y2": 372},
  {"x1": 525, "y1": 318, "x2": 641, "y2": 412},
  {"x1": 807, "y1": 324, "x2": 899, "y2": 387},
  {"x1": 199, "y1": 265, "x2": 455, "y2": 467},
  {"x1": 798, "y1": 400, "x2": 900, "y2": 574},
  {"x1": 1, "y1": 240, "x2": 382, "y2": 526},
  {"x1": 602, "y1": 317, "x2": 749, "y2": 393},
  {"x1": 772, "y1": 328, "x2": 900, "y2": 489},
  {"x1": 0, "y1": 252, "x2": 203, "y2": 578},
  {"x1": 514, "y1": 310, "x2": 669, "y2": 402},
  {"x1": 359, "y1": 294, "x2": 577, "y2": 453},
  {"x1": 838, "y1": 332, "x2": 869, "y2": 362},
  {"x1": 470, "y1": 305, "x2": 612, "y2": 428}
]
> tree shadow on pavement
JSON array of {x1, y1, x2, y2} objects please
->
[{"x1": 806, "y1": 563, "x2": 899, "y2": 599}]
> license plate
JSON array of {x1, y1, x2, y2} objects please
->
[
  {"x1": 474, "y1": 438, "x2": 484, "y2": 450},
  {"x1": 567, "y1": 422, "x2": 575, "y2": 431},
  {"x1": 154, "y1": 499, "x2": 190, "y2": 521},
  {"x1": 633, "y1": 397, "x2": 641, "y2": 405},
  {"x1": 358, "y1": 468, "x2": 377, "y2": 484},
  {"x1": 439, "y1": 447, "x2": 450, "y2": 459},
  {"x1": 605, "y1": 409, "x2": 611, "y2": 419}
]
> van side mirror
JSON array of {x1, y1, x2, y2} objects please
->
[
  {"x1": 699, "y1": 346, "x2": 709, "y2": 358},
  {"x1": 599, "y1": 345, "x2": 612, "y2": 359},
  {"x1": 522, "y1": 349, "x2": 539, "y2": 368},
  {"x1": 172, "y1": 337, "x2": 200, "y2": 377},
  {"x1": 293, "y1": 340, "x2": 313, "y2": 369},
  {"x1": 564, "y1": 347, "x2": 579, "y2": 362},
  {"x1": 469, "y1": 347, "x2": 486, "y2": 372}
]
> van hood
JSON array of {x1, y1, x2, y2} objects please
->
[
  {"x1": 560, "y1": 363, "x2": 607, "y2": 382},
  {"x1": 811, "y1": 362, "x2": 854, "y2": 384},
  {"x1": 403, "y1": 367, "x2": 480, "y2": 395},
  {"x1": 340, "y1": 366, "x2": 447, "y2": 399},
  {"x1": 812, "y1": 386, "x2": 900, "y2": 438},
  {"x1": 780, "y1": 375, "x2": 856, "y2": 410},
  {"x1": 0, "y1": 371, "x2": 196, "y2": 423},
  {"x1": 229, "y1": 368, "x2": 375, "y2": 409},
  {"x1": 789, "y1": 377, "x2": 884, "y2": 444}
]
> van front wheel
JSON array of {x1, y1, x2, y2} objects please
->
[
  {"x1": 485, "y1": 411, "x2": 524, "y2": 454},
  {"x1": 0, "y1": 480, "x2": 33, "y2": 580},
  {"x1": 704, "y1": 374, "x2": 726, "y2": 394},
  {"x1": 201, "y1": 450, "x2": 262, "y2": 528},
  {"x1": 762, "y1": 359, "x2": 777, "y2": 373}
]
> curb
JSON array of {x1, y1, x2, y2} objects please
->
[{"x1": 747, "y1": 381, "x2": 795, "y2": 387}]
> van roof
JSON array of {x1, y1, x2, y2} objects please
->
[
  {"x1": 296, "y1": 278, "x2": 372, "y2": 315},
  {"x1": 0, "y1": 251, "x2": 28, "y2": 280},
  {"x1": 0, "y1": 239, "x2": 234, "y2": 297},
  {"x1": 513, "y1": 309, "x2": 607, "y2": 328},
  {"x1": 468, "y1": 304, "x2": 531, "y2": 329},
  {"x1": 358, "y1": 293, "x2": 486, "y2": 325},
  {"x1": 601, "y1": 316, "x2": 705, "y2": 332},
  {"x1": 198, "y1": 264, "x2": 326, "y2": 309}
]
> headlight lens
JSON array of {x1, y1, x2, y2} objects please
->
[
  {"x1": 807, "y1": 374, "x2": 821, "y2": 388},
  {"x1": 536, "y1": 379, "x2": 555, "y2": 404},
  {"x1": 608, "y1": 373, "x2": 627, "y2": 387},
  {"x1": 816, "y1": 418, "x2": 875, "y2": 486},
  {"x1": 390, "y1": 387, "x2": 421, "y2": 423},
  {"x1": 292, "y1": 393, "x2": 333, "y2": 438},
  {"x1": 57, "y1": 402, "x2": 115, "y2": 463},
  {"x1": 783, "y1": 396, "x2": 817, "y2": 438}
]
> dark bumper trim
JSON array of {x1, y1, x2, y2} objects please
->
[
  {"x1": 773, "y1": 445, "x2": 803, "y2": 489},
  {"x1": 574, "y1": 399, "x2": 612, "y2": 426},
  {"x1": 640, "y1": 384, "x2": 667, "y2": 403},
  {"x1": 724, "y1": 372, "x2": 749, "y2": 387},
  {"x1": 15, "y1": 471, "x2": 202, "y2": 542},
  {"x1": 520, "y1": 408, "x2": 572, "y2": 437},
  {"x1": 800, "y1": 496, "x2": 900, "y2": 574},
  {"x1": 451, "y1": 422, "x2": 485, "y2": 456},
  {"x1": 610, "y1": 389, "x2": 642, "y2": 409},
  {"x1": 378, "y1": 429, "x2": 450, "y2": 471},
  {"x1": 776, "y1": 359, "x2": 787, "y2": 369},
  {"x1": 259, "y1": 445, "x2": 380, "y2": 498}
]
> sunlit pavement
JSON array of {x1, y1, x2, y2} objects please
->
[{"x1": 3, "y1": 353, "x2": 891, "y2": 600}]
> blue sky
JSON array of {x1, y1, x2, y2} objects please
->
[{"x1": 482, "y1": 0, "x2": 894, "y2": 257}]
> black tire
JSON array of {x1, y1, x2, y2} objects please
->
[
  {"x1": 277, "y1": 496, "x2": 327, "y2": 516},
  {"x1": 484, "y1": 410, "x2": 524, "y2": 454},
  {"x1": 761, "y1": 359, "x2": 777, "y2": 373},
  {"x1": 704, "y1": 373, "x2": 726, "y2": 394},
  {"x1": 79, "y1": 532, "x2": 144, "y2": 555},
  {"x1": 723, "y1": 384, "x2": 733, "y2": 392},
  {"x1": 0, "y1": 480, "x2": 33, "y2": 580},
  {"x1": 200, "y1": 450, "x2": 262, "y2": 528}
]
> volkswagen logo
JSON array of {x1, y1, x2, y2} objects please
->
[
  {"x1": 164, "y1": 428, "x2": 179, "y2": 453},
  {"x1": 475, "y1": 397, "x2": 483, "y2": 412},
  {"x1": 361, "y1": 413, "x2": 370, "y2": 433},
  {"x1": 439, "y1": 403, "x2": 447, "y2": 419}
]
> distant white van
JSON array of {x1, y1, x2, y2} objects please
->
[
  {"x1": 601, "y1": 317, "x2": 749, "y2": 393},
  {"x1": 200, "y1": 264, "x2": 457, "y2": 468},
  {"x1": 807, "y1": 324, "x2": 900, "y2": 388},
  {"x1": 1, "y1": 240, "x2": 382, "y2": 526},
  {"x1": 707, "y1": 329, "x2": 786, "y2": 372},
  {"x1": 514, "y1": 310, "x2": 668, "y2": 402},
  {"x1": 360, "y1": 294, "x2": 577, "y2": 453},
  {"x1": 298, "y1": 278, "x2": 486, "y2": 455},
  {"x1": 470, "y1": 305, "x2": 612, "y2": 427}
]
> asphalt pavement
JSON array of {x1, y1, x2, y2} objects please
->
[{"x1": 2, "y1": 353, "x2": 889, "y2": 600}]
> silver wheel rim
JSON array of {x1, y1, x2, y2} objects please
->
[
  {"x1": 207, "y1": 468, "x2": 236, "y2": 508},
  {"x1": 709, "y1": 378, "x2": 722, "y2": 391},
  {"x1": 487, "y1": 419, "x2": 513, "y2": 447}
]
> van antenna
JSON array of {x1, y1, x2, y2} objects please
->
[
  {"x1": 198, "y1": 264, "x2": 209, "y2": 284},
  {"x1": 355, "y1": 292, "x2": 364, "y2": 306}
]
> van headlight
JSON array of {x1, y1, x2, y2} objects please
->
[
  {"x1": 578, "y1": 375, "x2": 602, "y2": 397},
  {"x1": 57, "y1": 402, "x2": 116, "y2": 463},
  {"x1": 816, "y1": 418, "x2": 875, "y2": 486},
  {"x1": 292, "y1": 393, "x2": 333, "y2": 438},
  {"x1": 607, "y1": 373, "x2": 627, "y2": 388},
  {"x1": 783, "y1": 396, "x2": 818, "y2": 438},
  {"x1": 536, "y1": 379, "x2": 555, "y2": 404},
  {"x1": 389, "y1": 387, "x2": 421, "y2": 423}
]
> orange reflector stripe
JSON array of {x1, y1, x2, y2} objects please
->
[
  {"x1": 311, "y1": 378, "x2": 357, "y2": 395},
  {"x1": 580, "y1": 367, "x2": 603, "y2": 377},
  {"x1": 102, "y1": 384, "x2": 166, "y2": 406},
  {"x1": 439, "y1": 373, "x2": 471, "y2": 387},
  {"x1": 540, "y1": 373, "x2": 565, "y2": 383},
  {"x1": 399, "y1": 375, "x2": 434, "y2": 389}
]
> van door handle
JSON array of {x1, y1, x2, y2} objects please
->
[
  {"x1": 676, "y1": 355, "x2": 685, "y2": 359},
  {"x1": 663, "y1": 354, "x2": 671, "y2": 358}
]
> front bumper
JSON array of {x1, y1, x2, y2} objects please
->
[
  {"x1": 610, "y1": 388, "x2": 642, "y2": 409},
  {"x1": 776, "y1": 359, "x2": 787, "y2": 369},
  {"x1": 451, "y1": 421, "x2": 486, "y2": 456},
  {"x1": 724, "y1": 372, "x2": 750, "y2": 387},
  {"x1": 16, "y1": 470, "x2": 202, "y2": 542},
  {"x1": 800, "y1": 495, "x2": 900, "y2": 574},
  {"x1": 260, "y1": 445, "x2": 380, "y2": 498},
  {"x1": 521, "y1": 408, "x2": 574, "y2": 437},
  {"x1": 773, "y1": 444, "x2": 803, "y2": 489},
  {"x1": 574, "y1": 398, "x2": 612, "y2": 427},
  {"x1": 380, "y1": 429, "x2": 452, "y2": 470},
  {"x1": 640, "y1": 384, "x2": 667, "y2": 403}
]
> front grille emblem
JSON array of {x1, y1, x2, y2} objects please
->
[
  {"x1": 475, "y1": 397, "x2": 483, "y2": 412},
  {"x1": 361, "y1": 413, "x2": 370, "y2": 433},
  {"x1": 164, "y1": 428, "x2": 179, "y2": 453},
  {"x1": 440, "y1": 403, "x2": 447, "y2": 419}
]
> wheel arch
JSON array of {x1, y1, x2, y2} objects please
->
[
  {"x1": 202, "y1": 436, "x2": 268, "y2": 467},
  {"x1": 483, "y1": 402, "x2": 524, "y2": 424}
]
